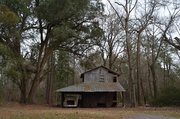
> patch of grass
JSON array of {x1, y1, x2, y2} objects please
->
[
  {"x1": 9, "y1": 114, "x2": 77, "y2": 119},
  {"x1": 169, "y1": 113, "x2": 180, "y2": 118},
  {"x1": 6, "y1": 112, "x2": 107, "y2": 119}
]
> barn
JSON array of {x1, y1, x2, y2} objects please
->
[{"x1": 56, "y1": 66, "x2": 125, "y2": 107}]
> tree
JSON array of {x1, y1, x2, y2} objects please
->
[
  {"x1": 0, "y1": 0, "x2": 104, "y2": 103},
  {"x1": 107, "y1": 0, "x2": 180, "y2": 106},
  {"x1": 108, "y1": 0, "x2": 138, "y2": 107},
  {"x1": 159, "y1": 0, "x2": 180, "y2": 50},
  {"x1": 147, "y1": 0, "x2": 180, "y2": 98},
  {"x1": 0, "y1": 4, "x2": 19, "y2": 24},
  {"x1": 80, "y1": 50, "x2": 103, "y2": 70},
  {"x1": 55, "y1": 50, "x2": 75, "y2": 88},
  {"x1": 134, "y1": 0, "x2": 157, "y2": 105},
  {"x1": 99, "y1": 11, "x2": 125, "y2": 70}
]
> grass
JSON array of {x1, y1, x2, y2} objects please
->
[{"x1": 0, "y1": 104, "x2": 179, "y2": 119}]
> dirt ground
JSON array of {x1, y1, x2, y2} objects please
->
[{"x1": 0, "y1": 103, "x2": 179, "y2": 119}]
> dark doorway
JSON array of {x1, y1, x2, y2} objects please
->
[
  {"x1": 67, "y1": 100, "x2": 75, "y2": 105},
  {"x1": 97, "y1": 103, "x2": 106, "y2": 107}
]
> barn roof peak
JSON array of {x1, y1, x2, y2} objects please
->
[{"x1": 80, "y1": 65, "x2": 120, "y2": 78}]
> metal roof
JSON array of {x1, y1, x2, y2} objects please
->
[{"x1": 56, "y1": 82, "x2": 126, "y2": 93}]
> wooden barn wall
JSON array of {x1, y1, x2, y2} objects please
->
[
  {"x1": 82, "y1": 92, "x2": 114, "y2": 107},
  {"x1": 84, "y1": 67, "x2": 117, "y2": 83}
]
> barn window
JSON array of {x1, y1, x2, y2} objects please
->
[{"x1": 113, "y1": 77, "x2": 117, "y2": 82}]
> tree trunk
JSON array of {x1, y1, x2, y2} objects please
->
[
  {"x1": 27, "y1": 73, "x2": 41, "y2": 103},
  {"x1": 20, "y1": 78, "x2": 27, "y2": 103},
  {"x1": 46, "y1": 72, "x2": 52, "y2": 104},
  {"x1": 140, "y1": 78, "x2": 145, "y2": 105},
  {"x1": 147, "y1": 60, "x2": 153, "y2": 98},
  {"x1": 46, "y1": 53, "x2": 55, "y2": 104},
  {"x1": 163, "y1": 53, "x2": 167, "y2": 88},
  {"x1": 150, "y1": 64, "x2": 157, "y2": 98},
  {"x1": 109, "y1": 45, "x2": 113, "y2": 69},
  {"x1": 137, "y1": 33, "x2": 141, "y2": 106},
  {"x1": 126, "y1": 28, "x2": 136, "y2": 107}
]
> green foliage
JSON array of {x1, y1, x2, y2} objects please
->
[
  {"x1": 0, "y1": 98, "x2": 8, "y2": 105},
  {"x1": 0, "y1": 0, "x2": 104, "y2": 103},
  {"x1": 52, "y1": 26, "x2": 77, "y2": 44},
  {"x1": 36, "y1": 0, "x2": 86, "y2": 21},
  {"x1": 55, "y1": 51, "x2": 75, "y2": 88},
  {"x1": 0, "y1": 0, "x2": 30, "y2": 15},
  {"x1": 0, "y1": 4, "x2": 19, "y2": 24},
  {"x1": 80, "y1": 51, "x2": 102, "y2": 70},
  {"x1": 35, "y1": 0, "x2": 103, "y2": 23},
  {"x1": 150, "y1": 86, "x2": 180, "y2": 107},
  {"x1": 0, "y1": 43, "x2": 9, "y2": 55},
  {"x1": 90, "y1": 22, "x2": 104, "y2": 37},
  {"x1": 6, "y1": 69, "x2": 22, "y2": 81}
]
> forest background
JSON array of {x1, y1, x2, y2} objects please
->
[{"x1": 0, "y1": 0, "x2": 180, "y2": 107}]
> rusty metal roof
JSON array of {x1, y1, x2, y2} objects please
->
[{"x1": 56, "y1": 82, "x2": 125, "y2": 92}]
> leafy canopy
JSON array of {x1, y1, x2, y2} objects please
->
[{"x1": 0, "y1": 4, "x2": 19, "y2": 24}]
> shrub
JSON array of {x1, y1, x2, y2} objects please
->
[{"x1": 150, "y1": 86, "x2": 180, "y2": 107}]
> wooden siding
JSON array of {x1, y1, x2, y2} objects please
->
[{"x1": 84, "y1": 67, "x2": 118, "y2": 83}]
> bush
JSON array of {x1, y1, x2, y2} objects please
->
[
  {"x1": 0, "y1": 97, "x2": 8, "y2": 105},
  {"x1": 151, "y1": 86, "x2": 180, "y2": 107}
]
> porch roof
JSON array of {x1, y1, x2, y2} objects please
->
[{"x1": 56, "y1": 82, "x2": 125, "y2": 93}]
